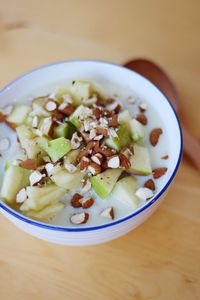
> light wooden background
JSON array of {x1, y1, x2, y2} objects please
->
[{"x1": 0, "y1": 1, "x2": 200, "y2": 299}]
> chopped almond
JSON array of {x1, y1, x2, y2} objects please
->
[
  {"x1": 79, "y1": 156, "x2": 90, "y2": 170},
  {"x1": 93, "y1": 107, "x2": 102, "y2": 119},
  {"x1": 136, "y1": 114, "x2": 148, "y2": 125},
  {"x1": 106, "y1": 98, "x2": 115, "y2": 104},
  {"x1": 0, "y1": 113, "x2": 7, "y2": 122},
  {"x1": 144, "y1": 179, "x2": 156, "y2": 191},
  {"x1": 59, "y1": 103, "x2": 74, "y2": 116},
  {"x1": 87, "y1": 162, "x2": 101, "y2": 175},
  {"x1": 161, "y1": 154, "x2": 169, "y2": 160},
  {"x1": 71, "y1": 193, "x2": 83, "y2": 208},
  {"x1": 100, "y1": 207, "x2": 114, "y2": 219},
  {"x1": 107, "y1": 155, "x2": 120, "y2": 168},
  {"x1": 153, "y1": 167, "x2": 167, "y2": 179},
  {"x1": 82, "y1": 197, "x2": 94, "y2": 209},
  {"x1": 119, "y1": 153, "x2": 131, "y2": 169},
  {"x1": 150, "y1": 128, "x2": 163, "y2": 146},
  {"x1": 86, "y1": 141, "x2": 96, "y2": 150},
  {"x1": 108, "y1": 115, "x2": 118, "y2": 127},
  {"x1": 96, "y1": 127, "x2": 109, "y2": 138},
  {"x1": 20, "y1": 159, "x2": 37, "y2": 170},
  {"x1": 70, "y1": 212, "x2": 89, "y2": 224},
  {"x1": 77, "y1": 149, "x2": 89, "y2": 162}
]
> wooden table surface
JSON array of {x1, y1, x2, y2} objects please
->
[{"x1": 0, "y1": 1, "x2": 200, "y2": 299}]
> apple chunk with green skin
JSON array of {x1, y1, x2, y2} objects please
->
[
  {"x1": 44, "y1": 137, "x2": 71, "y2": 163},
  {"x1": 129, "y1": 144, "x2": 152, "y2": 175},
  {"x1": 20, "y1": 184, "x2": 66, "y2": 212},
  {"x1": 129, "y1": 119, "x2": 144, "y2": 142},
  {"x1": 105, "y1": 124, "x2": 131, "y2": 152},
  {"x1": 6, "y1": 105, "x2": 31, "y2": 126},
  {"x1": 53, "y1": 123, "x2": 69, "y2": 138},
  {"x1": 63, "y1": 149, "x2": 80, "y2": 165},
  {"x1": 90, "y1": 169, "x2": 122, "y2": 199},
  {"x1": 69, "y1": 105, "x2": 91, "y2": 128},
  {"x1": 0, "y1": 165, "x2": 30, "y2": 204},
  {"x1": 16, "y1": 125, "x2": 48, "y2": 159},
  {"x1": 51, "y1": 169, "x2": 86, "y2": 189},
  {"x1": 71, "y1": 80, "x2": 93, "y2": 106},
  {"x1": 25, "y1": 202, "x2": 65, "y2": 220},
  {"x1": 112, "y1": 176, "x2": 139, "y2": 209}
]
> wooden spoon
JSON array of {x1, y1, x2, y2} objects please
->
[{"x1": 123, "y1": 58, "x2": 200, "y2": 170}]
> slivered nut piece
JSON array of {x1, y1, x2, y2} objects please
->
[
  {"x1": 0, "y1": 138, "x2": 10, "y2": 151},
  {"x1": 59, "y1": 103, "x2": 74, "y2": 116},
  {"x1": 71, "y1": 132, "x2": 82, "y2": 149},
  {"x1": 93, "y1": 134, "x2": 103, "y2": 141},
  {"x1": 79, "y1": 156, "x2": 90, "y2": 170},
  {"x1": 45, "y1": 163, "x2": 54, "y2": 176},
  {"x1": 144, "y1": 179, "x2": 156, "y2": 191},
  {"x1": 91, "y1": 153, "x2": 103, "y2": 165},
  {"x1": 108, "y1": 155, "x2": 120, "y2": 168},
  {"x1": 136, "y1": 114, "x2": 148, "y2": 125},
  {"x1": 89, "y1": 129, "x2": 97, "y2": 140},
  {"x1": 96, "y1": 127, "x2": 109, "y2": 137},
  {"x1": 82, "y1": 197, "x2": 94, "y2": 209},
  {"x1": 87, "y1": 162, "x2": 101, "y2": 175},
  {"x1": 16, "y1": 188, "x2": 27, "y2": 203},
  {"x1": 119, "y1": 153, "x2": 131, "y2": 169},
  {"x1": 161, "y1": 154, "x2": 169, "y2": 160},
  {"x1": 108, "y1": 115, "x2": 118, "y2": 127},
  {"x1": 139, "y1": 103, "x2": 147, "y2": 112},
  {"x1": 70, "y1": 212, "x2": 89, "y2": 224},
  {"x1": 100, "y1": 207, "x2": 114, "y2": 220},
  {"x1": 29, "y1": 170, "x2": 45, "y2": 186},
  {"x1": 45, "y1": 100, "x2": 57, "y2": 111},
  {"x1": 71, "y1": 193, "x2": 83, "y2": 208},
  {"x1": 153, "y1": 167, "x2": 167, "y2": 179},
  {"x1": 20, "y1": 159, "x2": 37, "y2": 170},
  {"x1": 82, "y1": 179, "x2": 91, "y2": 193},
  {"x1": 150, "y1": 128, "x2": 163, "y2": 146},
  {"x1": 135, "y1": 187, "x2": 154, "y2": 200}
]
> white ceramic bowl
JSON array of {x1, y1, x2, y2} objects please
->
[{"x1": 0, "y1": 60, "x2": 182, "y2": 246}]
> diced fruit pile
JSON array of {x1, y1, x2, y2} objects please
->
[{"x1": 0, "y1": 80, "x2": 168, "y2": 224}]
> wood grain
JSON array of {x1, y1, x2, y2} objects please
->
[{"x1": 0, "y1": 1, "x2": 200, "y2": 299}]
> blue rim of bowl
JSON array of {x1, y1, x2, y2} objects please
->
[{"x1": 0, "y1": 59, "x2": 183, "y2": 232}]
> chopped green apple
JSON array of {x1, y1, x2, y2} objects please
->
[
  {"x1": 43, "y1": 137, "x2": 71, "y2": 163},
  {"x1": 112, "y1": 176, "x2": 139, "y2": 208},
  {"x1": 16, "y1": 125, "x2": 48, "y2": 159},
  {"x1": 69, "y1": 105, "x2": 91, "y2": 128},
  {"x1": 38, "y1": 117, "x2": 54, "y2": 136},
  {"x1": 90, "y1": 168, "x2": 122, "y2": 199},
  {"x1": 63, "y1": 149, "x2": 80, "y2": 165},
  {"x1": 6, "y1": 105, "x2": 31, "y2": 126},
  {"x1": 129, "y1": 144, "x2": 152, "y2": 175},
  {"x1": 118, "y1": 110, "x2": 132, "y2": 125},
  {"x1": 0, "y1": 165, "x2": 30, "y2": 203},
  {"x1": 53, "y1": 123, "x2": 69, "y2": 138},
  {"x1": 25, "y1": 202, "x2": 65, "y2": 220},
  {"x1": 55, "y1": 87, "x2": 71, "y2": 103},
  {"x1": 129, "y1": 119, "x2": 145, "y2": 142},
  {"x1": 51, "y1": 169, "x2": 86, "y2": 189},
  {"x1": 32, "y1": 97, "x2": 50, "y2": 117},
  {"x1": 20, "y1": 184, "x2": 66, "y2": 212},
  {"x1": 105, "y1": 124, "x2": 131, "y2": 151},
  {"x1": 71, "y1": 80, "x2": 93, "y2": 105}
]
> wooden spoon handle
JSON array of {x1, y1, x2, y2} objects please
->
[{"x1": 182, "y1": 125, "x2": 200, "y2": 169}]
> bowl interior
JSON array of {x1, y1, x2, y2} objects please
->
[{"x1": 0, "y1": 60, "x2": 182, "y2": 231}]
